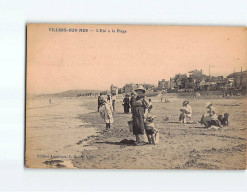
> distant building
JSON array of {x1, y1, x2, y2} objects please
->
[
  {"x1": 158, "y1": 79, "x2": 170, "y2": 91},
  {"x1": 142, "y1": 83, "x2": 156, "y2": 91},
  {"x1": 110, "y1": 84, "x2": 118, "y2": 95},
  {"x1": 158, "y1": 79, "x2": 166, "y2": 90},
  {"x1": 123, "y1": 83, "x2": 138, "y2": 94},
  {"x1": 173, "y1": 74, "x2": 187, "y2": 89},
  {"x1": 227, "y1": 70, "x2": 247, "y2": 91}
]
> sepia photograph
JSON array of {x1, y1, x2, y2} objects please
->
[{"x1": 25, "y1": 24, "x2": 247, "y2": 169}]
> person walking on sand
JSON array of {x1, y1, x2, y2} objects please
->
[
  {"x1": 99, "y1": 100, "x2": 114, "y2": 131},
  {"x1": 179, "y1": 101, "x2": 192, "y2": 123},
  {"x1": 131, "y1": 85, "x2": 149, "y2": 145},
  {"x1": 123, "y1": 94, "x2": 130, "y2": 114}
]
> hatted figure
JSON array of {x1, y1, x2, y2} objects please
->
[
  {"x1": 179, "y1": 101, "x2": 192, "y2": 123},
  {"x1": 199, "y1": 102, "x2": 220, "y2": 128},
  {"x1": 99, "y1": 100, "x2": 114, "y2": 131},
  {"x1": 123, "y1": 94, "x2": 130, "y2": 114},
  {"x1": 131, "y1": 86, "x2": 149, "y2": 145}
]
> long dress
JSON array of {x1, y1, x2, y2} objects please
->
[
  {"x1": 99, "y1": 103, "x2": 114, "y2": 124},
  {"x1": 132, "y1": 95, "x2": 149, "y2": 135},
  {"x1": 123, "y1": 97, "x2": 130, "y2": 113}
]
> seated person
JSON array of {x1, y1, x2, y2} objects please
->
[
  {"x1": 179, "y1": 101, "x2": 192, "y2": 123},
  {"x1": 199, "y1": 102, "x2": 221, "y2": 128}
]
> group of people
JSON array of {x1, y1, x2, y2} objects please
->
[
  {"x1": 179, "y1": 100, "x2": 229, "y2": 128},
  {"x1": 122, "y1": 94, "x2": 153, "y2": 114},
  {"x1": 98, "y1": 86, "x2": 229, "y2": 145},
  {"x1": 97, "y1": 86, "x2": 156, "y2": 144}
]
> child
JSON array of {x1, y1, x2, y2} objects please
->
[
  {"x1": 144, "y1": 115, "x2": 159, "y2": 145},
  {"x1": 99, "y1": 100, "x2": 114, "y2": 131}
]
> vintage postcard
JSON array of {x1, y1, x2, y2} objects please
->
[{"x1": 25, "y1": 24, "x2": 247, "y2": 169}]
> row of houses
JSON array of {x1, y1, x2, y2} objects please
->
[
  {"x1": 109, "y1": 69, "x2": 247, "y2": 95},
  {"x1": 158, "y1": 69, "x2": 247, "y2": 92}
]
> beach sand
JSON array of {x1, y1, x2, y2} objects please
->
[
  {"x1": 25, "y1": 94, "x2": 247, "y2": 169},
  {"x1": 25, "y1": 97, "x2": 97, "y2": 168}
]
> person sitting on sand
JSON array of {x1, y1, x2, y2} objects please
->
[
  {"x1": 179, "y1": 101, "x2": 192, "y2": 123},
  {"x1": 99, "y1": 100, "x2": 114, "y2": 131},
  {"x1": 199, "y1": 102, "x2": 221, "y2": 128}
]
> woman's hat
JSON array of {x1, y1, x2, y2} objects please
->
[
  {"x1": 134, "y1": 85, "x2": 146, "y2": 93},
  {"x1": 205, "y1": 102, "x2": 212, "y2": 108},
  {"x1": 183, "y1": 101, "x2": 189, "y2": 106}
]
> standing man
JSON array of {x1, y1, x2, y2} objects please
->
[
  {"x1": 111, "y1": 93, "x2": 117, "y2": 112},
  {"x1": 130, "y1": 91, "x2": 136, "y2": 114},
  {"x1": 98, "y1": 93, "x2": 104, "y2": 112}
]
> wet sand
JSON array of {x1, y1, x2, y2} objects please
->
[
  {"x1": 25, "y1": 97, "x2": 97, "y2": 168},
  {"x1": 26, "y1": 95, "x2": 247, "y2": 169}
]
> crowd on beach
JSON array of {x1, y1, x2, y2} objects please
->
[{"x1": 97, "y1": 85, "x2": 230, "y2": 146}]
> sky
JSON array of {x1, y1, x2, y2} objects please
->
[{"x1": 26, "y1": 24, "x2": 247, "y2": 94}]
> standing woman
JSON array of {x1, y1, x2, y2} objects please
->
[
  {"x1": 132, "y1": 86, "x2": 149, "y2": 144},
  {"x1": 123, "y1": 94, "x2": 130, "y2": 113}
]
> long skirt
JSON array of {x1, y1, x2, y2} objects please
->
[
  {"x1": 132, "y1": 106, "x2": 145, "y2": 135},
  {"x1": 124, "y1": 104, "x2": 130, "y2": 113}
]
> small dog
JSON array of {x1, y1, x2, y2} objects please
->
[
  {"x1": 144, "y1": 115, "x2": 159, "y2": 145},
  {"x1": 218, "y1": 113, "x2": 229, "y2": 127}
]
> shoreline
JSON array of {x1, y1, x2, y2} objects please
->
[{"x1": 25, "y1": 97, "x2": 99, "y2": 169}]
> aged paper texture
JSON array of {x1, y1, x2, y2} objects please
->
[{"x1": 25, "y1": 24, "x2": 247, "y2": 169}]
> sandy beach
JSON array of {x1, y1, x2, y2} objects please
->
[
  {"x1": 25, "y1": 96, "x2": 97, "y2": 168},
  {"x1": 25, "y1": 94, "x2": 246, "y2": 169}
]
